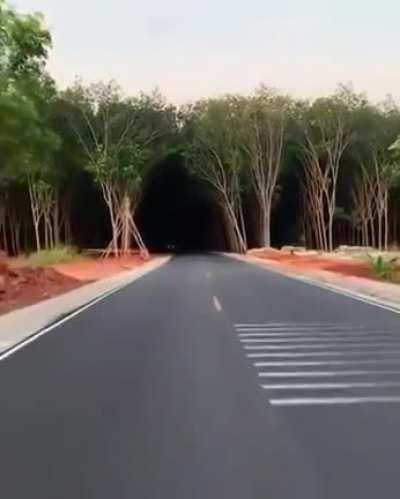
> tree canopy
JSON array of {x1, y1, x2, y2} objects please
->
[{"x1": 1, "y1": 0, "x2": 400, "y2": 256}]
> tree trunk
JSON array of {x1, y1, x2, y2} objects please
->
[
  {"x1": 121, "y1": 194, "x2": 132, "y2": 255},
  {"x1": 258, "y1": 197, "x2": 272, "y2": 248},
  {"x1": 53, "y1": 196, "x2": 60, "y2": 247},
  {"x1": 327, "y1": 211, "x2": 334, "y2": 252},
  {"x1": 384, "y1": 192, "x2": 389, "y2": 251},
  {"x1": 222, "y1": 204, "x2": 239, "y2": 252}
]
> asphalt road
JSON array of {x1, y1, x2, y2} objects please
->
[{"x1": 1, "y1": 254, "x2": 400, "y2": 499}]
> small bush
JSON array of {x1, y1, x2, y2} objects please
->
[
  {"x1": 26, "y1": 245, "x2": 80, "y2": 266},
  {"x1": 368, "y1": 254, "x2": 398, "y2": 281}
]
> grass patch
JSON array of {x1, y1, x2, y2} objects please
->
[
  {"x1": 23, "y1": 245, "x2": 81, "y2": 266},
  {"x1": 368, "y1": 254, "x2": 399, "y2": 282}
]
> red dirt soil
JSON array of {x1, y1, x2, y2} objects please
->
[
  {"x1": 248, "y1": 248, "x2": 375, "y2": 279},
  {"x1": 53, "y1": 255, "x2": 152, "y2": 281},
  {"x1": 0, "y1": 254, "x2": 151, "y2": 316},
  {"x1": 0, "y1": 260, "x2": 84, "y2": 315}
]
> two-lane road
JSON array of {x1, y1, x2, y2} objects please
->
[{"x1": 1, "y1": 254, "x2": 400, "y2": 498}]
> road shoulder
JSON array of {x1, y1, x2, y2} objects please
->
[
  {"x1": 227, "y1": 253, "x2": 400, "y2": 315},
  {"x1": 0, "y1": 256, "x2": 170, "y2": 356}
]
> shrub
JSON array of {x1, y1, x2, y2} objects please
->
[
  {"x1": 368, "y1": 254, "x2": 398, "y2": 281},
  {"x1": 25, "y1": 245, "x2": 80, "y2": 266}
]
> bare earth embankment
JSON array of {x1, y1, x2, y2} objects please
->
[
  {"x1": 248, "y1": 248, "x2": 376, "y2": 279},
  {"x1": 245, "y1": 247, "x2": 400, "y2": 308},
  {"x1": 0, "y1": 255, "x2": 151, "y2": 315}
]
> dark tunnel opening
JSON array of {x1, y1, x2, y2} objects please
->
[
  {"x1": 71, "y1": 153, "x2": 301, "y2": 253},
  {"x1": 136, "y1": 154, "x2": 225, "y2": 253}
]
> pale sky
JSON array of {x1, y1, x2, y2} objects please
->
[{"x1": 12, "y1": 0, "x2": 400, "y2": 104}]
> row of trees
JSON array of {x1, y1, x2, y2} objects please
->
[
  {"x1": 0, "y1": 0, "x2": 176, "y2": 256},
  {"x1": 2, "y1": 0, "x2": 400, "y2": 256},
  {"x1": 185, "y1": 87, "x2": 400, "y2": 253}
]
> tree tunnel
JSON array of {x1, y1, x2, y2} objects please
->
[
  {"x1": 136, "y1": 154, "x2": 225, "y2": 253},
  {"x1": 71, "y1": 153, "x2": 301, "y2": 253}
]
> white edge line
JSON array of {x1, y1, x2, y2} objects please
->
[
  {"x1": 0, "y1": 283, "x2": 127, "y2": 363},
  {"x1": 0, "y1": 257, "x2": 171, "y2": 363},
  {"x1": 227, "y1": 255, "x2": 400, "y2": 316}
]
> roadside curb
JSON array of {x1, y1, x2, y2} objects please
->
[
  {"x1": 0, "y1": 256, "x2": 171, "y2": 361},
  {"x1": 226, "y1": 253, "x2": 400, "y2": 316}
]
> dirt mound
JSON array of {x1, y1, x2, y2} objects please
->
[
  {"x1": 0, "y1": 260, "x2": 84, "y2": 315},
  {"x1": 54, "y1": 254, "x2": 152, "y2": 281},
  {"x1": 248, "y1": 249, "x2": 375, "y2": 279}
]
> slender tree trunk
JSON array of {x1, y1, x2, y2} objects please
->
[
  {"x1": 121, "y1": 194, "x2": 132, "y2": 255},
  {"x1": 328, "y1": 210, "x2": 334, "y2": 252},
  {"x1": 377, "y1": 208, "x2": 383, "y2": 251},
  {"x1": 222, "y1": 204, "x2": 239, "y2": 252},
  {"x1": 384, "y1": 192, "x2": 389, "y2": 251},
  {"x1": 369, "y1": 216, "x2": 376, "y2": 248},
  {"x1": 53, "y1": 195, "x2": 60, "y2": 247},
  {"x1": 28, "y1": 182, "x2": 42, "y2": 252},
  {"x1": 0, "y1": 205, "x2": 8, "y2": 254},
  {"x1": 238, "y1": 202, "x2": 248, "y2": 250},
  {"x1": 15, "y1": 222, "x2": 21, "y2": 255},
  {"x1": 258, "y1": 196, "x2": 273, "y2": 248}
]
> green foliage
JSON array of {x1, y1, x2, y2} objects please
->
[
  {"x1": 185, "y1": 96, "x2": 247, "y2": 192},
  {"x1": 24, "y1": 245, "x2": 79, "y2": 266},
  {"x1": 2, "y1": 0, "x2": 400, "y2": 255},
  {"x1": 0, "y1": 0, "x2": 57, "y2": 185},
  {"x1": 0, "y1": 0, "x2": 51, "y2": 77},
  {"x1": 66, "y1": 82, "x2": 176, "y2": 194},
  {"x1": 368, "y1": 254, "x2": 398, "y2": 281}
]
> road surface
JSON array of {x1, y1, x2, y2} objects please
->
[{"x1": 1, "y1": 254, "x2": 400, "y2": 499}]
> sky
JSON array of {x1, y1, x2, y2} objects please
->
[{"x1": 12, "y1": 0, "x2": 400, "y2": 104}]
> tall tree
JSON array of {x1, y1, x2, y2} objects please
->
[
  {"x1": 66, "y1": 82, "x2": 175, "y2": 257},
  {"x1": 0, "y1": 0, "x2": 56, "y2": 253},
  {"x1": 185, "y1": 97, "x2": 248, "y2": 253},
  {"x1": 300, "y1": 87, "x2": 359, "y2": 250},
  {"x1": 241, "y1": 87, "x2": 292, "y2": 247}
]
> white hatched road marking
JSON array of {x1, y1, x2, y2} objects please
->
[
  {"x1": 244, "y1": 342, "x2": 400, "y2": 350},
  {"x1": 258, "y1": 370, "x2": 400, "y2": 378},
  {"x1": 240, "y1": 337, "x2": 400, "y2": 344},
  {"x1": 236, "y1": 327, "x2": 364, "y2": 332},
  {"x1": 238, "y1": 332, "x2": 398, "y2": 338},
  {"x1": 262, "y1": 381, "x2": 400, "y2": 390},
  {"x1": 234, "y1": 323, "x2": 353, "y2": 328},
  {"x1": 270, "y1": 396, "x2": 400, "y2": 406},
  {"x1": 247, "y1": 350, "x2": 400, "y2": 358},
  {"x1": 236, "y1": 322, "x2": 400, "y2": 407},
  {"x1": 254, "y1": 359, "x2": 400, "y2": 367}
]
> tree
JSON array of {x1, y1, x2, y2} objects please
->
[
  {"x1": 300, "y1": 87, "x2": 359, "y2": 250},
  {"x1": 66, "y1": 82, "x2": 175, "y2": 257},
  {"x1": 241, "y1": 86, "x2": 292, "y2": 247},
  {"x1": 185, "y1": 97, "x2": 248, "y2": 253},
  {"x1": 349, "y1": 102, "x2": 400, "y2": 250},
  {"x1": 0, "y1": 0, "x2": 55, "y2": 253},
  {"x1": 3, "y1": 0, "x2": 400, "y2": 258}
]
